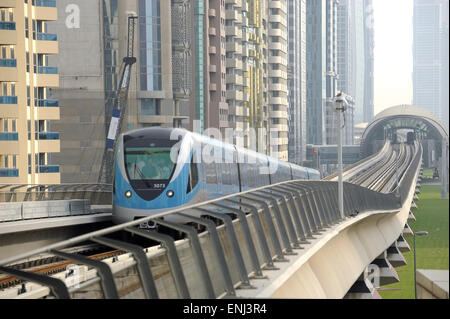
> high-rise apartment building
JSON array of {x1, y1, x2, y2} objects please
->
[
  {"x1": 268, "y1": 0, "x2": 289, "y2": 161},
  {"x1": 287, "y1": 0, "x2": 307, "y2": 164},
  {"x1": 0, "y1": 0, "x2": 60, "y2": 184},
  {"x1": 194, "y1": 0, "x2": 275, "y2": 157},
  {"x1": 413, "y1": 0, "x2": 449, "y2": 130}
]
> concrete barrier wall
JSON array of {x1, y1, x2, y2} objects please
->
[
  {"x1": 0, "y1": 200, "x2": 91, "y2": 222},
  {"x1": 0, "y1": 203, "x2": 22, "y2": 222}
]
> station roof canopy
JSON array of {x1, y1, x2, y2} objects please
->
[{"x1": 363, "y1": 104, "x2": 448, "y2": 141}]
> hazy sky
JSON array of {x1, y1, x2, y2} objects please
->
[{"x1": 373, "y1": 0, "x2": 414, "y2": 116}]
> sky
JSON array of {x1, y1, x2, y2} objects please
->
[{"x1": 373, "y1": 0, "x2": 414, "y2": 116}]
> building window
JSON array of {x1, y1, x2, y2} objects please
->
[
  {"x1": 140, "y1": 98, "x2": 160, "y2": 115},
  {"x1": 139, "y1": 0, "x2": 162, "y2": 91}
]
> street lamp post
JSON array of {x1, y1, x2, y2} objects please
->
[
  {"x1": 334, "y1": 92, "x2": 349, "y2": 220},
  {"x1": 414, "y1": 231, "x2": 429, "y2": 299}
]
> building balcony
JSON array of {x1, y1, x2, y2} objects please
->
[
  {"x1": 34, "y1": 0, "x2": 58, "y2": 21},
  {"x1": 0, "y1": 21, "x2": 15, "y2": 30},
  {"x1": 35, "y1": 67, "x2": 59, "y2": 87},
  {"x1": 269, "y1": 14, "x2": 284, "y2": 24},
  {"x1": 0, "y1": 132, "x2": 18, "y2": 141},
  {"x1": 0, "y1": 23, "x2": 16, "y2": 43},
  {"x1": 209, "y1": 64, "x2": 217, "y2": 73},
  {"x1": 268, "y1": 28, "x2": 283, "y2": 37},
  {"x1": 226, "y1": 9, "x2": 242, "y2": 23},
  {"x1": 226, "y1": 25, "x2": 242, "y2": 38},
  {"x1": 36, "y1": 174, "x2": 60, "y2": 184},
  {"x1": 208, "y1": 8, "x2": 216, "y2": 17},
  {"x1": 0, "y1": 58, "x2": 16, "y2": 67},
  {"x1": 226, "y1": 73, "x2": 243, "y2": 86},
  {"x1": 270, "y1": 110, "x2": 288, "y2": 119},
  {"x1": 209, "y1": 46, "x2": 217, "y2": 55},
  {"x1": 0, "y1": 132, "x2": 18, "y2": 154},
  {"x1": 209, "y1": 83, "x2": 217, "y2": 91},
  {"x1": 35, "y1": 33, "x2": 58, "y2": 54},
  {"x1": 226, "y1": 57, "x2": 243, "y2": 69},
  {"x1": 0, "y1": 95, "x2": 18, "y2": 117},
  {"x1": 270, "y1": 83, "x2": 287, "y2": 92},
  {"x1": 36, "y1": 165, "x2": 59, "y2": 174},
  {"x1": 225, "y1": 0, "x2": 242, "y2": 7},
  {"x1": 226, "y1": 90, "x2": 243, "y2": 101},
  {"x1": 226, "y1": 41, "x2": 241, "y2": 53},
  {"x1": 0, "y1": 96, "x2": 17, "y2": 104},
  {"x1": 36, "y1": 66, "x2": 58, "y2": 74},
  {"x1": 0, "y1": 25, "x2": 16, "y2": 45},
  {"x1": 0, "y1": 168, "x2": 18, "y2": 178},
  {"x1": 0, "y1": 0, "x2": 16, "y2": 8},
  {"x1": 209, "y1": 27, "x2": 216, "y2": 36},
  {"x1": 0, "y1": 63, "x2": 17, "y2": 81},
  {"x1": 269, "y1": 0, "x2": 286, "y2": 12},
  {"x1": 35, "y1": 98, "x2": 58, "y2": 107},
  {"x1": 36, "y1": 32, "x2": 57, "y2": 41},
  {"x1": 36, "y1": 131, "x2": 59, "y2": 140},
  {"x1": 35, "y1": 0, "x2": 57, "y2": 7},
  {"x1": 0, "y1": 103, "x2": 18, "y2": 118},
  {"x1": 36, "y1": 103, "x2": 60, "y2": 120},
  {"x1": 269, "y1": 69, "x2": 286, "y2": 78},
  {"x1": 36, "y1": 136, "x2": 60, "y2": 153},
  {"x1": 269, "y1": 96, "x2": 285, "y2": 105},
  {"x1": 269, "y1": 55, "x2": 285, "y2": 65},
  {"x1": 270, "y1": 42, "x2": 286, "y2": 52}
]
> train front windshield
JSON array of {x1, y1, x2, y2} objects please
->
[{"x1": 125, "y1": 147, "x2": 175, "y2": 181}]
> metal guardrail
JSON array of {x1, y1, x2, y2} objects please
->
[
  {"x1": 395, "y1": 142, "x2": 423, "y2": 206},
  {"x1": 0, "y1": 142, "x2": 422, "y2": 299},
  {"x1": 0, "y1": 184, "x2": 112, "y2": 205},
  {"x1": 0, "y1": 179, "x2": 406, "y2": 299}
]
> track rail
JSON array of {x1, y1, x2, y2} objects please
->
[{"x1": 0, "y1": 140, "x2": 421, "y2": 299}]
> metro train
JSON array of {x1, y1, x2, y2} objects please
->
[
  {"x1": 406, "y1": 131, "x2": 416, "y2": 145},
  {"x1": 112, "y1": 127, "x2": 320, "y2": 226}
]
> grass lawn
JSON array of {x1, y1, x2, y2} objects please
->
[{"x1": 379, "y1": 185, "x2": 449, "y2": 299}]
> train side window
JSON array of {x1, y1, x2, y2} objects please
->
[{"x1": 187, "y1": 154, "x2": 199, "y2": 194}]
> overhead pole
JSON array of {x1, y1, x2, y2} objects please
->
[{"x1": 334, "y1": 92, "x2": 349, "y2": 220}]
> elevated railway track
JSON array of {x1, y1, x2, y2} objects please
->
[{"x1": 0, "y1": 140, "x2": 423, "y2": 299}]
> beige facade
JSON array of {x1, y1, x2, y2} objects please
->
[
  {"x1": 268, "y1": 0, "x2": 288, "y2": 161},
  {"x1": 0, "y1": 0, "x2": 60, "y2": 184},
  {"x1": 205, "y1": 0, "x2": 228, "y2": 135},
  {"x1": 199, "y1": 0, "x2": 288, "y2": 160}
]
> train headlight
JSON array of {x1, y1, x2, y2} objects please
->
[
  {"x1": 125, "y1": 190, "x2": 132, "y2": 198},
  {"x1": 166, "y1": 190, "x2": 174, "y2": 198}
]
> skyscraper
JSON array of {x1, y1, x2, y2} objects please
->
[
  {"x1": 287, "y1": 0, "x2": 307, "y2": 164},
  {"x1": 336, "y1": 0, "x2": 371, "y2": 145},
  {"x1": 1, "y1": 0, "x2": 60, "y2": 184},
  {"x1": 306, "y1": 0, "x2": 338, "y2": 146},
  {"x1": 268, "y1": 0, "x2": 289, "y2": 161},
  {"x1": 363, "y1": 0, "x2": 374, "y2": 124},
  {"x1": 48, "y1": 0, "x2": 191, "y2": 183},
  {"x1": 413, "y1": 0, "x2": 449, "y2": 129},
  {"x1": 196, "y1": 0, "x2": 288, "y2": 159}
]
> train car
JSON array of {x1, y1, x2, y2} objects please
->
[
  {"x1": 406, "y1": 131, "x2": 415, "y2": 145},
  {"x1": 112, "y1": 127, "x2": 320, "y2": 226}
]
